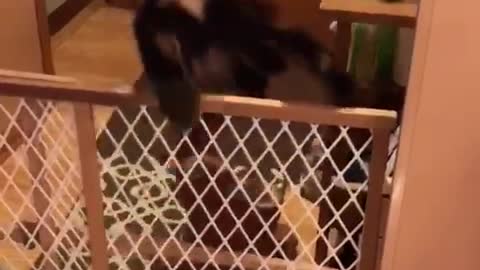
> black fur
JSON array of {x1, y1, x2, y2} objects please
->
[{"x1": 133, "y1": 0, "x2": 357, "y2": 131}]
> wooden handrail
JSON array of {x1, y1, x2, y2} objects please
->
[
  {"x1": 0, "y1": 69, "x2": 397, "y2": 129},
  {"x1": 202, "y1": 95, "x2": 397, "y2": 129},
  {"x1": 0, "y1": 69, "x2": 77, "y2": 84}
]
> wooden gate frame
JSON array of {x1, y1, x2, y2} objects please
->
[{"x1": 0, "y1": 69, "x2": 396, "y2": 270}]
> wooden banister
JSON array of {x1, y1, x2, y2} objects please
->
[{"x1": 0, "y1": 69, "x2": 397, "y2": 129}]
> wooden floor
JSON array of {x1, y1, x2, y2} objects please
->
[
  {"x1": 52, "y1": 1, "x2": 141, "y2": 86},
  {"x1": 0, "y1": 2, "x2": 320, "y2": 268}
]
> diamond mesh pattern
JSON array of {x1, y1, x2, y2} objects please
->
[
  {"x1": 0, "y1": 98, "x2": 91, "y2": 270},
  {"x1": 95, "y1": 106, "x2": 398, "y2": 270},
  {"x1": 0, "y1": 97, "x2": 398, "y2": 270}
]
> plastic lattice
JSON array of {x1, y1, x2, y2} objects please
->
[
  {"x1": 0, "y1": 98, "x2": 398, "y2": 270},
  {"x1": 94, "y1": 106, "x2": 398, "y2": 270},
  {"x1": 0, "y1": 98, "x2": 91, "y2": 270}
]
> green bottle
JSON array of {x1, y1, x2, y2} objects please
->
[{"x1": 348, "y1": 0, "x2": 400, "y2": 84}]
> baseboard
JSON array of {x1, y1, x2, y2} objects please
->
[{"x1": 48, "y1": 0, "x2": 92, "y2": 35}]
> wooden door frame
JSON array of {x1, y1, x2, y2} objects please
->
[
  {"x1": 381, "y1": 0, "x2": 437, "y2": 270},
  {"x1": 379, "y1": 1, "x2": 432, "y2": 268},
  {"x1": 381, "y1": 0, "x2": 480, "y2": 269}
]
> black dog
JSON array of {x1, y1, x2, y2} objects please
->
[{"x1": 133, "y1": 0, "x2": 358, "y2": 131}]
